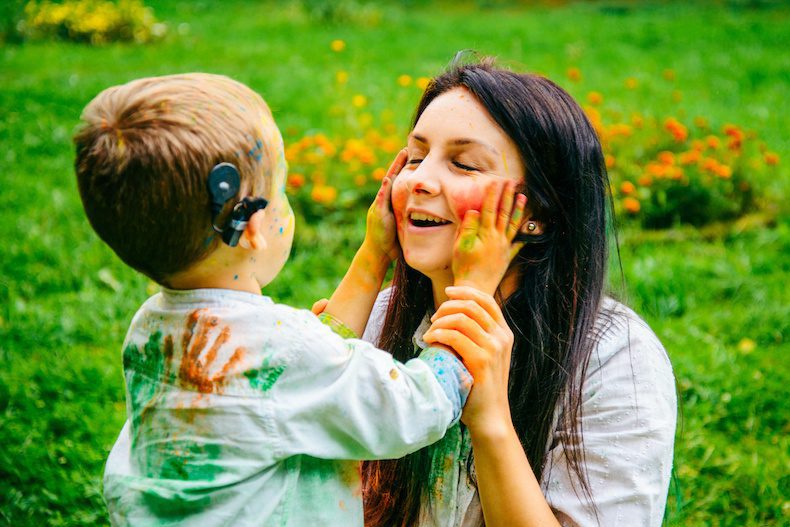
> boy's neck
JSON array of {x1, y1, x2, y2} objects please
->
[{"x1": 166, "y1": 250, "x2": 263, "y2": 295}]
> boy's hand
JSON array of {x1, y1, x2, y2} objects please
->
[
  {"x1": 363, "y1": 149, "x2": 408, "y2": 262},
  {"x1": 452, "y1": 180, "x2": 527, "y2": 295}
]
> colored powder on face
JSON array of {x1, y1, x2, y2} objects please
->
[
  {"x1": 391, "y1": 185, "x2": 408, "y2": 238},
  {"x1": 450, "y1": 187, "x2": 484, "y2": 222}
]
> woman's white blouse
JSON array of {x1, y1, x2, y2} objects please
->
[{"x1": 362, "y1": 291, "x2": 677, "y2": 527}]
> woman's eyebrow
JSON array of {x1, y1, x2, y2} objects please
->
[
  {"x1": 450, "y1": 138, "x2": 499, "y2": 154},
  {"x1": 409, "y1": 133, "x2": 498, "y2": 154}
]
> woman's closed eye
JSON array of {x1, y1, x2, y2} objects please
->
[
  {"x1": 407, "y1": 158, "x2": 424, "y2": 166},
  {"x1": 453, "y1": 160, "x2": 480, "y2": 172}
]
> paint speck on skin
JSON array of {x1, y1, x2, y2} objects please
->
[{"x1": 233, "y1": 274, "x2": 238, "y2": 280}]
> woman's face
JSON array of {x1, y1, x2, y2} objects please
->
[{"x1": 391, "y1": 88, "x2": 525, "y2": 280}]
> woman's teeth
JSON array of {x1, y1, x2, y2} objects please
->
[{"x1": 409, "y1": 212, "x2": 450, "y2": 227}]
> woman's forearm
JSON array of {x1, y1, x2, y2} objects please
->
[{"x1": 470, "y1": 424, "x2": 560, "y2": 527}]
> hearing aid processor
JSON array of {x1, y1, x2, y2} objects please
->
[{"x1": 207, "y1": 162, "x2": 269, "y2": 247}]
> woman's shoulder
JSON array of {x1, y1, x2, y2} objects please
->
[{"x1": 587, "y1": 296, "x2": 672, "y2": 376}]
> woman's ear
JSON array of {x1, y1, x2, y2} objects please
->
[
  {"x1": 520, "y1": 218, "x2": 543, "y2": 236},
  {"x1": 238, "y1": 209, "x2": 268, "y2": 251}
]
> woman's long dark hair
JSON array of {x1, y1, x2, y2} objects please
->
[{"x1": 363, "y1": 59, "x2": 610, "y2": 526}]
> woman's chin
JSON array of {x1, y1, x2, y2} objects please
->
[{"x1": 403, "y1": 252, "x2": 452, "y2": 281}]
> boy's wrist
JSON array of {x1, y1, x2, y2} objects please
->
[{"x1": 359, "y1": 240, "x2": 395, "y2": 268}]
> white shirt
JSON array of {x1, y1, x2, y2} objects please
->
[
  {"x1": 362, "y1": 291, "x2": 677, "y2": 527},
  {"x1": 104, "y1": 288, "x2": 471, "y2": 526}
]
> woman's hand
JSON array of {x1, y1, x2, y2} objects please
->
[
  {"x1": 362, "y1": 148, "x2": 408, "y2": 262},
  {"x1": 452, "y1": 180, "x2": 526, "y2": 296},
  {"x1": 423, "y1": 285, "x2": 514, "y2": 434}
]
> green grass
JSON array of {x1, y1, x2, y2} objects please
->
[{"x1": 1, "y1": 1, "x2": 788, "y2": 525}]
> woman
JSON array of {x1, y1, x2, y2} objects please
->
[{"x1": 360, "y1": 59, "x2": 677, "y2": 526}]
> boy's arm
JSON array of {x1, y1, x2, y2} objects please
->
[
  {"x1": 321, "y1": 150, "x2": 407, "y2": 336},
  {"x1": 272, "y1": 313, "x2": 472, "y2": 461}
]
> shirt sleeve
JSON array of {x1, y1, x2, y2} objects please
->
[
  {"x1": 542, "y1": 305, "x2": 677, "y2": 527},
  {"x1": 269, "y1": 309, "x2": 471, "y2": 461}
]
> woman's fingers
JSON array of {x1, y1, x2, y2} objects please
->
[
  {"x1": 427, "y1": 312, "x2": 489, "y2": 349},
  {"x1": 423, "y1": 328, "x2": 483, "y2": 366},
  {"x1": 445, "y1": 285, "x2": 506, "y2": 326},
  {"x1": 431, "y1": 298, "x2": 497, "y2": 333}
]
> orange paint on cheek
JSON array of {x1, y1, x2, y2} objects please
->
[
  {"x1": 450, "y1": 187, "x2": 484, "y2": 221},
  {"x1": 391, "y1": 185, "x2": 408, "y2": 237}
]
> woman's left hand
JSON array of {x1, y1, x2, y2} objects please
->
[{"x1": 423, "y1": 285, "x2": 514, "y2": 434}]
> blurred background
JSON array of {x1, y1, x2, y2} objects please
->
[{"x1": 1, "y1": 0, "x2": 787, "y2": 525}]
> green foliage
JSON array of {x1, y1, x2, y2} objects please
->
[
  {"x1": 22, "y1": 0, "x2": 164, "y2": 44},
  {"x1": 0, "y1": 1, "x2": 788, "y2": 525}
]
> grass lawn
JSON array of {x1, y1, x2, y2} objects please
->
[{"x1": 1, "y1": 1, "x2": 788, "y2": 525}]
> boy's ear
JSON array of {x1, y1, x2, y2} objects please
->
[{"x1": 238, "y1": 209, "x2": 268, "y2": 251}]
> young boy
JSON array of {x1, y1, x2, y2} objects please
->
[{"x1": 74, "y1": 73, "x2": 472, "y2": 526}]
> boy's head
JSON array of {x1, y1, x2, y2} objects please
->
[{"x1": 74, "y1": 73, "x2": 288, "y2": 284}]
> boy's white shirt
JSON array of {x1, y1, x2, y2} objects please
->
[
  {"x1": 104, "y1": 287, "x2": 470, "y2": 526},
  {"x1": 362, "y1": 290, "x2": 677, "y2": 527}
]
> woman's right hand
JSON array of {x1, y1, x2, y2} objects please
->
[{"x1": 423, "y1": 285, "x2": 514, "y2": 435}]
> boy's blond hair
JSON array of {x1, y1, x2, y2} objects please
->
[{"x1": 74, "y1": 73, "x2": 284, "y2": 283}]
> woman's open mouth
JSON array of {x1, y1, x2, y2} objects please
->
[{"x1": 408, "y1": 212, "x2": 452, "y2": 228}]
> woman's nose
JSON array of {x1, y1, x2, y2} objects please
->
[{"x1": 404, "y1": 162, "x2": 441, "y2": 195}]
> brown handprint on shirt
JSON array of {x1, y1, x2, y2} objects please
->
[{"x1": 177, "y1": 308, "x2": 246, "y2": 394}]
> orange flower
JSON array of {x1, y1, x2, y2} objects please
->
[
  {"x1": 567, "y1": 67, "x2": 582, "y2": 82},
  {"x1": 624, "y1": 77, "x2": 638, "y2": 89},
  {"x1": 311, "y1": 185, "x2": 337, "y2": 204},
  {"x1": 715, "y1": 164, "x2": 732, "y2": 179},
  {"x1": 705, "y1": 135, "x2": 721, "y2": 150},
  {"x1": 623, "y1": 197, "x2": 641, "y2": 214},
  {"x1": 604, "y1": 154, "x2": 616, "y2": 169},
  {"x1": 657, "y1": 151, "x2": 675, "y2": 165},
  {"x1": 335, "y1": 70, "x2": 348, "y2": 84},
  {"x1": 397, "y1": 74, "x2": 412, "y2": 87},
  {"x1": 287, "y1": 173, "x2": 305, "y2": 189},
  {"x1": 764, "y1": 152, "x2": 780, "y2": 165},
  {"x1": 638, "y1": 174, "x2": 653, "y2": 187},
  {"x1": 663, "y1": 69, "x2": 676, "y2": 81},
  {"x1": 416, "y1": 77, "x2": 431, "y2": 90},
  {"x1": 664, "y1": 117, "x2": 688, "y2": 142},
  {"x1": 330, "y1": 39, "x2": 346, "y2": 52},
  {"x1": 354, "y1": 174, "x2": 367, "y2": 187},
  {"x1": 620, "y1": 181, "x2": 636, "y2": 195},
  {"x1": 679, "y1": 150, "x2": 701, "y2": 165},
  {"x1": 372, "y1": 167, "x2": 386, "y2": 181},
  {"x1": 631, "y1": 113, "x2": 644, "y2": 128},
  {"x1": 587, "y1": 91, "x2": 603, "y2": 105}
]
